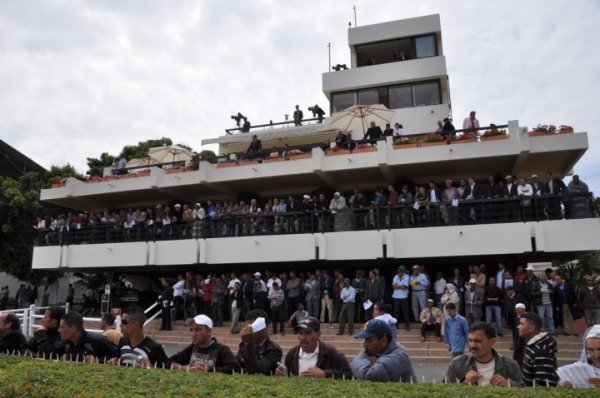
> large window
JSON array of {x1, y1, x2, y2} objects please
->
[
  {"x1": 330, "y1": 80, "x2": 441, "y2": 112},
  {"x1": 332, "y1": 92, "x2": 355, "y2": 113},
  {"x1": 357, "y1": 88, "x2": 379, "y2": 105},
  {"x1": 388, "y1": 85, "x2": 413, "y2": 109},
  {"x1": 413, "y1": 81, "x2": 441, "y2": 106},
  {"x1": 415, "y1": 34, "x2": 437, "y2": 59}
]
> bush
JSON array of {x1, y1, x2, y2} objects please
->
[{"x1": 0, "y1": 356, "x2": 593, "y2": 397}]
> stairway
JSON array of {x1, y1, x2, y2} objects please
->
[{"x1": 144, "y1": 319, "x2": 583, "y2": 365}]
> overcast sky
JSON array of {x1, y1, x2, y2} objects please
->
[{"x1": 1, "y1": 0, "x2": 598, "y2": 193}]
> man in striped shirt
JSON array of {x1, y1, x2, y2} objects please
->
[{"x1": 518, "y1": 312, "x2": 559, "y2": 386}]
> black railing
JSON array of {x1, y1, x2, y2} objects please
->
[{"x1": 35, "y1": 193, "x2": 595, "y2": 247}]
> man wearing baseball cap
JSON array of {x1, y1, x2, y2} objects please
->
[
  {"x1": 236, "y1": 309, "x2": 282, "y2": 375},
  {"x1": 170, "y1": 314, "x2": 240, "y2": 373},
  {"x1": 275, "y1": 316, "x2": 351, "y2": 379},
  {"x1": 350, "y1": 319, "x2": 417, "y2": 382}
]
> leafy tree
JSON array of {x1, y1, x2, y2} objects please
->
[
  {"x1": 86, "y1": 152, "x2": 115, "y2": 178},
  {"x1": 199, "y1": 150, "x2": 217, "y2": 163}
]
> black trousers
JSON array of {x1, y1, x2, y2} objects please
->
[
  {"x1": 421, "y1": 322, "x2": 441, "y2": 337},
  {"x1": 393, "y1": 298, "x2": 410, "y2": 328},
  {"x1": 161, "y1": 306, "x2": 171, "y2": 330}
]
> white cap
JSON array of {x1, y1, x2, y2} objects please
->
[
  {"x1": 526, "y1": 266, "x2": 535, "y2": 271},
  {"x1": 253, "y1": 272, "x2": 261, "y2": 277},
  {"x1": 531, "y1": 174, "x2": 538, "y2": 178},
  {"x1": 174, "y1": 203, "x2": 182, "y2": 208},
  {"x1": 195, "y1": 203, "x2": 201, "y2": 207},
  {"x1": 193, "y1": 314, "x2": 213, "y2": 328},
  {"x1": 515, "y1": 303, "x2": 526, "y2": 309},
  {"x1": 303, "y1": 194, "x2": 310, "y2": 200},
  {"x1": 251, "y1": 317, "x2": 267, "y2": 333},
  {"x1": 334, "y1": 192, "x2": 340, "y2": 197},
  {"x1": 469, "y1": 278, "x2": 477, "y2": 284}
]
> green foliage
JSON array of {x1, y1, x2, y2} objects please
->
[
  {"x1": 86, "y1": 152, "x2": 115, "y2": 177},
  {"x1": 0, "y1": 356, "x2": 590, "y2": 398},
  {"x1": 199, "y1": 149, "x2": 217, "y2": 162}
]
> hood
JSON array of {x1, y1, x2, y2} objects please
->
[
  {"x1": 446, "y1": 283, "x2": 457, "y2": 294},
  {"x1": 527, "y1": 332, "x2": 557, "y2": 355},
  {"x1": 580, "y1": 325, "x2": 600, "y2": 363}
]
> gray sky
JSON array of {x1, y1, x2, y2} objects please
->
[{"x1": 1, "y1": 0, "x2": 598, "y2": 193}]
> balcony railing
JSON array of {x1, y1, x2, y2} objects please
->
[{"x1": 35, "y1": 193, "x2": 596, "y2": 247}]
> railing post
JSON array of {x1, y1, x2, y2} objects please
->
[
  {"x1": 21, "y1": 307, "x2": 29, "y2": 337},
  {"x1": 28, "y1": 304, "x2": 36, "y2": 337},
  {"x1": 115, "y1": 315, "x2": 122, "y2": 333},
  {"x1": 65, "y1": 302, "x2": 70, "y2": 314}
]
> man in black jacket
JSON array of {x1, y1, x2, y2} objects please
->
[
  {"x1": 363, "y1": 122, "x2": 383, "y2": 145},
  {"x1": 236, "y1": 309, "x2": 282, "y2": 375},
  {"x1": 25, "y1": 306, "x2": 64, "y2": 357},
  {"x1": 0, "y1": 312, "x2": 26, "y2": 353},
  {"x1": 54, "y1": 312, "x2": 117, "y2": 362},
  {"x1": 170, "y1": 314, "x2": 240, "y2": 373},
  {"x1": 275, "y1": 317, "x2": 351, "y2": 379}
]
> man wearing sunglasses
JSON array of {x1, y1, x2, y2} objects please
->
[{"x1": 108, "y1": 307, "x2": 169, "y2": 368}]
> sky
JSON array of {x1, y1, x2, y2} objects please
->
[{"x1": 1, "y1": 0, "x2": 599, "y2": 193}]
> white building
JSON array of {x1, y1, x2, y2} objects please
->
[{"x1": 32, "y1": 15, "x2": 598, "y2": 283}]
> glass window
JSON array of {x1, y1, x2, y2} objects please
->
[
  {"x1": 415, "y1": 35, "x2": 437, "y2": 58},
  {"x1": 357, "y1": 89, "x2": 379, "y2": 105},
  {"x1": 413, "y1": 81, "x2": 440, "y2": 106},
  {"x1": 388, "y1": 85, "x2": 413, "y2": 109},
  {"x1": 331, "y1": 92, "x2": 355, "y2": 113}
]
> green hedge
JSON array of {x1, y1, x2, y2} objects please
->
[{"x1": 0, "y1": 356, "x2": 597, "y2": 397}]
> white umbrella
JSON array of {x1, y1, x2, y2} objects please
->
[
  {"x1": 148, "y1": 145, "x2": 194, "y2": 164},
  {"x1": 328, "y1": 104, "x2": 395, "y2": 134},
  {"x1": 125, "y1": 157, "x2": 158, "y2": 168}
]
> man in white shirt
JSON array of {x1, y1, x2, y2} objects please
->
[
  {"x1": 173, "y1": 274, "x2": 186, "y2": 320},
  {"x1": 227, "y1": 272, "x2": 241, "y2": 295},
  {"x1": 337, "y1": 279, "x2": 356, "y2": 336},
  {"x1": 517, "y1": 177, "x2": 534, "y2": 221},
  {"x1": 266, "y1": 271, "x2": 282, "y2": 297},
  {"x1": 462, "y1": 111, "x2": 480, "y2": 133},
  {"x1": 433, "y1": 272, "x2": 447, "y2": 309}
]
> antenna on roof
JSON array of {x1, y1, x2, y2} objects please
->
[
  {"x1": 353, "y1": 5, "x2": 357, "y2": 27},
  {"x1": 327, "y1": 42, "x2": 331, "y2": 72}
]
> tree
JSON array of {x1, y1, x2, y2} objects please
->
[{"x1": 86, "y1": 152, "x2": 115, "y2": 178}]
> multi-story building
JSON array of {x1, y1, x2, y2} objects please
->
[{"x1": 33, "y1": 15, "x2": 598, "y2": 283}]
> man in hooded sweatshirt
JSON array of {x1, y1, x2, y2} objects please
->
[{"x1": 518, "y1": 312, "x2": 558, "y2": 386}]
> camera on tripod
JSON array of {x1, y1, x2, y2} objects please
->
[{"x1": 230, "y1": 112, "x2": 246, "y2": 127}]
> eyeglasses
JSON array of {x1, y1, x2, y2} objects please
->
[{"x1": 121, "y1": 319, "x2": 129, "y2": 325}]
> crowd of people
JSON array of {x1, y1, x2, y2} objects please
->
[
  {"x1": 2, "y1": 299, "x2": 600, "y2": 388},
  {"x1": 34, "y1": 172, "x2": 592, "y2": 246}
]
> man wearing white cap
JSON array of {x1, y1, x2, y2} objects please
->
[
  {"x1": 465, "y1": 278, "x2": 483, "y2": 324},
  {"x1": 236, "y1": 309, "x2": 282, "y2": 375},
  {"x1": 170, "y1": 314, "x2": 240, "y2": 373}
]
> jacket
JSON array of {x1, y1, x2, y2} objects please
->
[
  {"x1": 53, "y1": 330, "x2": 117, "y2": 362},
  {"x1": 350, "y1": 341, "x2": 417, "y2": 382},
  {"x1": 284, "y1": 341, "x2": 352, "y2": 379},
  {"x1": 419, "y1": 306, "x2": 442, "y2": 324},
  {"x1": 522, "y1": 332, "x2": 558, "y2": 387},
  {"x1": 445, "y1": 349, "x2": 523, "y2": 386},
  {"x1": 0, "y1": 329, "x2": 26, "y2": 353},
  {"x1": 170, "y1": 338, "x2": 240, "y2": 374},
  {"x1": 236, "y1": 338, "x2": 282, "y2": 375},
  {"x1": 25, "y1": 328, "x2": 61, "y2": 357}
]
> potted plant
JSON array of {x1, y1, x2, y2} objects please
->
[
  {"x1": 452, "y1": 133, "x2": 478, "y2": 144},
  {"x1": 558, "y1": 124, "x2": 574, "y2": 134},
  {"x1": 392, "y1": 137, "x2": 417, "y2": 149},
  {"x1": 481, "y1": 125, "x2": 508, "y2": 141},
  {"x1": 420, "y1": 133, "x2": 446, "y2": 147},
  {"x1": 529, "y1": 124, "x2": 556, "y2": 136}
]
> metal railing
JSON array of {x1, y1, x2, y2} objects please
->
[{"x1": 34, "y1": 193, "x2": 596, "y2": 247}]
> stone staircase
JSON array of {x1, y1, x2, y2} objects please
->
[{"x1": 143, "y1": 319, "x2": 583, "y2": 365}]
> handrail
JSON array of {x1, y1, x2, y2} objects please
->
[{"x1": 225, "y1": 117, "x2": 324, "y2": 135}]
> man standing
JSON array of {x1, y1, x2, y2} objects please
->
[
  {"x1": 276, "y1": 317, "x2": 351, "y2": 379},
  {"x1": 445, "y1": 322, "x2": 522, "y2": 386},
  {"x1": 293, "y1": 105, "x2": 303, "y2": 126},
  {"x1": 517, "y1": 312, "x2": 558, "y2": 386},
  {"x1": 544, "y1": 171, "x2": 566, "y2": 220},
  {"x1": 26, "y1": 307, "x2": 64, "y2": 357},
  {"x1": 433, "y1": 272, "x2": 447, "y2": 309},
  {"x1": 392, "y1": 266, "x2": 410, "y2": 331},
  {"x1": 319, "y1": 271, "x2": 334, "y2": 326},
  {"x1": 109, "y1": 307, "x2": 169, "y2": 368},
  {"x1": 286, "y1": 271, "x2": 301, "y2": 317},
  {"x1": 420, "y1": 299, "x2": 442, "y2": 342},
  {"x1": 170, "y1": 314, "x2": 240, "y2": 373},
  {"x1": 55, "y1": 312, "x2": 117, "y2": 362},
  {"x1": 350, "y1": 319, "x2": 417, "y2": 382},
  {"x1": 365, "y1": 270, "x2": 384, "y2": 320},
  {"x1": 579, "y1": 275, "x2": 600, "y2": 327},
  {"x1": 485, "y1": 278, "x2": 503, "y2": 337},
  {"x1": 337, "y1": 278, "x2": 355, "y2": 336},
  {"x1": 444, "y1": 303, "x2": 468, "y2": 357},
  {"x1": 303, "y1": 272, "x2": 320, "y2": 318},
  {"x1": 410, "y1": 265, "x2": 429, "y2": 323},
  {"x1": 363, "y1": 121, "x2": 383, "y2": 145},
  {"x1": 462, "y1": 110, "x2": 479, "y2": 133},
  {"x1": 352, "y1": 270, "x2": 368, "y2": 323},
  {"x1": 236, "y1": 309, "x2": 283, "y2": 375},
  {"x1": 0, "y1": 312, "x2": 26, "y2": 353}
]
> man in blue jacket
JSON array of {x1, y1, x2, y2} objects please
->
[
  {"x1": 350, "y1": 319, "x2": 417, "y2": 382},
  {"x1": 444, "y1": 303, "x2": 468, "y2": 357}
]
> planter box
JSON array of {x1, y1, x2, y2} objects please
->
[
  {"x1": 558, "y1": 129, "x2": 574, "y2": 134},
  {"x1": 528, "y1": 130, "x2": 556, "y2": 137},
  {"x1": 264, "y1": 157, "x2": 285, "y2": 163},
  {"x1": 289, "y1": 153, "x2": 312, "y2": 160},
  {"x1": 481, "y1": 135, "x2": 508, "y2": 141},
  {"x1": 216, "y1": 161, "x2": 238, "y2": 168},
  {"x1": 326, "y1": 149, "x2": 352, "y2": 156},
  {"x1": 352, "y1": 146, "x2": 377, "y2": 153}
]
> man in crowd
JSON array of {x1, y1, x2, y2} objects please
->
[
  {"x1": 420, "y1": 299, "x2": 442, "y2": 342},
  {"x1": 365, "y1": 270, "x2": 384, "y2": 319},
  {"x1": 25, "y1": 306, "x2": 64, "y2": 357},
  {"x1": 445, "y1": 322, "x2": 522, "y2": 386},
  {"x1": 236, "y1": 309, "x2": 282, "y2": 375},
  {"x1": 100, "y1": 313, "x2": 122, "y2": 346},
  {"x1": 170, "y1": 314, "x2": 240, "y2": 373},
  {"x1": 517, "y1": 312, "x2": 558, "y2": 386},
  {"x1": 444, "y1": 303, "x2": 468, "y2": 357},
  {"x1": 0, "y1": 312, "x2": 26, "y2": 353},
  {"x1": 392, "y1": 266, "x2": 410, "y2": 331},
  {"x1": 293, "y1": 105, "x2": 303, "y2": 126},
  {"x1": 55, "y1": 312, "x2": 117, "y2": 362},
  {"x1": 485, "y1": 277, "x2": 503, "y2": 337},
  {"x1": 319, "y1": 271, "x2": 334, "y2": 326},
  {"x1": 350, "y1": 319, "x2": 417, "y2": 382},
  {"x1": 410, "y1": 265, "x2": 429, "y2": 323},
  {"x1": 276, "y1": 316, "x2": 351, "y2": 379},
  {"x1": 579, "y1": 275, "x2": 600, "y2": 327},
  {"x1": 108, "y1": 306, "x2": 169, "y2": 368},
  {"x1": 337, "y1": 278, "x2": 355, "y2": 336}
]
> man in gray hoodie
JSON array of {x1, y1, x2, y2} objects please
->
[{"x1": 350, "y1": 319, "x2": 417, "y2": 382}]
